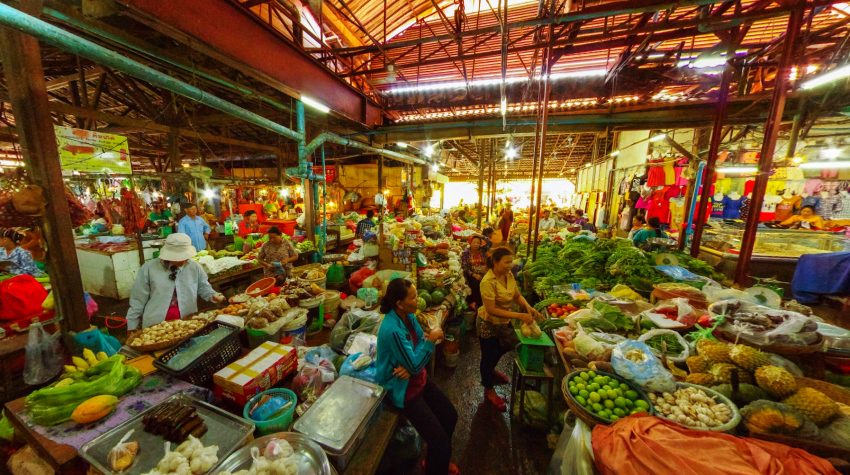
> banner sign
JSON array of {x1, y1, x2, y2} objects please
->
[
  {"x1": 55, "y1": 126, "x2": 131, "y2": 174},
  {"x1": 312, "y1": 165, "x2": 337, "y2": 182}
]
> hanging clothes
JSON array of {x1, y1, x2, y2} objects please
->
[
  {"x1": 673, "y1": 158, "x2": 689, "y2": 187},
  {"x1": 646, "y1": 159, "x2": 668, "y2": 187},
  {"x1": 739, "y1": 196, "x2": 751, "y2": 222},
  {"x1": 669, "y1": 197, "x2": 686, "y2": 232},
  {"x1": 774, "y1": 195, "x2": 802, "y2": 222},
  {"x1": 759, "y1": 194, "x2": 782, "y2": 222},
  {"x1": 802, "y1": 195, "x2": 821, "y2": 210},
  {"x1": 743, "y1": 180, "x2": 755, "y2": 196},
  {"x1": 803, "y1": 179, "x2": 823, "y2": 195},
  {"x1": 833, "y1": 193, "x2": 850, "y2": 220},
  {"x1": 709, "y1": 196, "x2": 725, "y2": 218},
  {"x1": 721, "y1": 196, "x2": 744, "y2": 220},
  {"x1": 818, "y1": 194, "x2": 842, "y2": 220}
]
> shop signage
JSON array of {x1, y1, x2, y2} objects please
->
[
  {"x1": 55, "y1": 126, "x2": 131, "y2": 174},
  {"x1": 312, "y1": 165, "x2": 337, "y2": 182}
]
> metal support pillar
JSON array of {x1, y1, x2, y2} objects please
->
[
  {"x1": 0, "y1": 15, "x2": 89, "y2": 332},
  {"x1": 526, "y1": 111, "x2": 543, "y2": 249},
  {"x1": 678, "y1": 128, "x2": 710, "y2": 250},
  {"x1": 477, "y1": 160, "x2": 485, "y2": 228},
  {"x1": 734, "y1": 6, "x2": 804, "y2": 285},
  {"x1": 531, "y1": 27, "x2": 554, "y2": 262},
  {"x1": 690, "y1": 66, "x2": 733, "y2": 257}
]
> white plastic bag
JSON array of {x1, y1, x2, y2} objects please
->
[
  {"x1": 560, "y1": 419, "x2": 595, "y2": 475},
  {"x1": 23, "y1": 322, "x2": 62, "y2": 385},
  {"x1": 653, "y1": 298, "x2": 699, "y2": 327},
  {"x1": 638, "y1": 329, "x2": 692, "y2": 363}
]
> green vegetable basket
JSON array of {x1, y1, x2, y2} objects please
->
[{"x1": 243, "y1": 388, "x2": 297, "y2": 436}]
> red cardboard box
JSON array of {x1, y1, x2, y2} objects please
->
[{"x1": 213, "y1": 342, "x2": 297, "y2": 406}]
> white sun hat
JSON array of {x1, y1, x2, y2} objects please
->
[{"x1": 158, "y1": 233, "x2": 197, "y2": 261}]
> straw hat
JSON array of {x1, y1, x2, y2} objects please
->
[{"x1": 158, "y1": 233, "x2": 197, "y2": 261}]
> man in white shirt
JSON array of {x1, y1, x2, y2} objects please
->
[{"x1": 538, "y1": 210, "x2": 557, "y2": 231}]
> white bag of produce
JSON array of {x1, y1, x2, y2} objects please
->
[
  {"x1": 611, "y1": 340, "x2": 677, "y2": 393},
  {"x1": 709, "y1": 299, "x2": 819, "y2": 347},
  {"x1": 653, "y1": 298, "x2": 699, "y2": 327},
  {"x1": 638, "y1": 329, "x2": 692, "y2": 363},
  {"x1": 557, "y1": 419, "x2": 595, "y2": 475}
]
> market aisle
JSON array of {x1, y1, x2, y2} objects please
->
[{"x1": 426, "y1": 335, "x2": 553, "y2": 475}]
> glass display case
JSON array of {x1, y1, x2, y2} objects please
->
[{"x1": 700, "y1": 225, "x2": 846, "y2": 259}]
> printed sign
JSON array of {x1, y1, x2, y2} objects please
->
[
  {"x1": 55, "y1": 126, "x2": 131, "y2": 174},
  {"x1": 312, "y1": 165, "x2": 337, "y2": 182}
]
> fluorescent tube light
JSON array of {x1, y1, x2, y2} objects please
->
[
  {"x1": 301, "y1": 95, "x2": 330, "y2": 113},
  {"x1": 610, "y1": 151, "x2": 620, "y2": 157},
  {"x1": 801, "y1": 64, "x2": 850, "y2": 90},
  {"x1": 798, "y1": 161, "x2": 850, "y2": 169},
  {"x1": 716, "y1": 167, "x2": 758, "y2": 173},
  {"x1": 649, "y1": 134, "x2": 667, "y2": 142}
]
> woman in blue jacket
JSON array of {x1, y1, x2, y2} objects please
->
[{"x1": 377, "y1": 278, "x2": 459, "y2": 475}]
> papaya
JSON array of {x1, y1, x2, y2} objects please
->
[{"x1": 71, "y1": 395, "x2": 118, "y2": 424}]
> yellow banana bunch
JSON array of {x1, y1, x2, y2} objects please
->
[
  {"x1": 71, "y1": 356, "x2": 90, "y2": 371},
  {"x1": 83, "y1": 348, "x2": 98, "y2": 367},
  {"x1": 96, "y1": 351, "x2": 108, "y2": 361}
]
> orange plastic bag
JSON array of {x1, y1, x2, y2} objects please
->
[{"x1": 592, "y1": 414, "x2": 839, "y2": 475}]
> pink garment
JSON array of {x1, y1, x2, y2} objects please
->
[
  {"x1": 635, "y1": 196, "x2": 651, "y2": 210},
  {"x1": 822, "y1": 169, "x2": 838, "y2": 179},
  {"x1": 804, "y1": 178, "x2": 823, "y2": 195},
  {"x1": 165, "y1": 290, "x2": 181, "y2": 321}
]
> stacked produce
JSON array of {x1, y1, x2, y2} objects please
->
[
  {"x1": 648, "y1": 386, "x2": 734, "y2": 429},
  {"x1": 565, "y1": 370, "x2": 651, "y2": 423},
  {"x1": 26, "y1": 354, "x2": 142, "y2": 426},
  {"x1": 128, "y1": 319, "x2": 208, "y2": 349},
  {"x1": 142, "y1": 435, "x2": 219, "y2": 475}
]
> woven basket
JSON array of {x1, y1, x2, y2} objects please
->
[
  {"x1": 562, "y1": 370, "x2": 655, "y2": 428},
  {"x1": 153, "y1": 321, "x2": 241, "y2": 388}
]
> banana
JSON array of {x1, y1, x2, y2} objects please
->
[
  {"x1": 96, "y1": 351, "x2": 108, "y2": 362},
  {"x1": 64, "y1": 365, "x2": 78, "y2": 373},
  {"x1": 72, "y1": 356, "x2": 90, "y2": 370},
  {"x1": 55, "y1": 378, "x2": 74, "y2": 388},
  {"x1": 83, "y1": 348, "x2": 98, "y2": 367}
]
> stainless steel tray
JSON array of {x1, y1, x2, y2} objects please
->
[
  {"x1": 80, "y1": 393, "x2": 255, "y2": 475},
  {"x1": 212, "y1": 432, "x2": 332, "y2": 475}
]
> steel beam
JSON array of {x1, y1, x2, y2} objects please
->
[
  {"x1": 117, "y1": 0, "x2": 382, "y2": 126},
  {"x1": 734, "y1": 5, "x2": 804, "y2": 285}
]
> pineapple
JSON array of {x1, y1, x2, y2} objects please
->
[
  {"x1": 710, "y1": 363, "x2": 754, "y2": 384},
  {"x1": 686, "y1": 355, "x2": 712, "y2": 374},
  {"x1": 696, "y1": 339, "x2": 732, "y2": 364},
  {"x1": 782, "y1": 388, "x2": 839, "y2": 427},
  {"x1": 730, "y1": 345, "x2": 771, "y2": 372},
  {"x1": 686, "y1": 373, "x2": 716, "y2": 387},
  {"x1": 755, "y1": 365, "x2": 797, "y2": 400}
]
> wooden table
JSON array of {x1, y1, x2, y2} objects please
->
[
  {"x1": 208, "y1": 265, "x2": 264, "y2": 292},
  {"x1": 4, "y1": 397, "x2": 85, "y2": 473},
  {"x1": 341, "y1": 410, "x2": 399, "y2": 475}
]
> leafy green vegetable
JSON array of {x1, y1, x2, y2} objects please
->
[
  {"x1": 644, "y1": 334, "x2": 684, "y2": 355},
  {"x1": 590, "y1": 301, "x2": 635, "y2": 331}
]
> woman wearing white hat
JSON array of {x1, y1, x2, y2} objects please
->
[{"x1": 127, "y1": 233, "x2": 224, "y2": 329}]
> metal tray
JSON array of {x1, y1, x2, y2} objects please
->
[
  {"x1": 212, "y1": 432, "x2": 332, "y2": 475},
  {"x1": 80, "y1": 393, "x2": 255, "y2": 475}
]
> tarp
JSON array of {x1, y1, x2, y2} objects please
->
[
  {"x1": 791, "y1": 251, "x2": 850, "y2": 304},
  {"x1": 592, "y1": 414, "x2": 839, "y2": 475}
]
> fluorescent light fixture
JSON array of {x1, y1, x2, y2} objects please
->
[
  {"x1": 569, "y1": 168, "x2": 576, "y2": 172},
  {"x1": 431, "y1": 164, "x2": 439, "y2": 172},
  {"x1": 397, "y1": 142, "x2": 408, "y2": 148},
  {"x1": 610, "y1": 150, "x2": 620, "y2": 157},
  {"x1": 301, "y1": 95, "x2": 330, "y2": 113},
  {"x1": 716, "y1": 166, "x2": 758, "y2": 173},
  {"x1": 822, "y1": 148, "x2": 842, "y2": 159},
  {"x1": 203, "y1": 188, "x2": 215, "y2": 198},
  {"x1": 799, "y1": 161, "x2": 850, "y2": 169},
  {"x1": 505, "y1": 147, "x2": 517, "y2": 159},
  {"x1": 0, "y1": 160, "x2": 23, "y2": 167},
  {"x1": 500, "y1": 97, "x2": 507, "y2": 116},
  {"x1": 801, "y1": 64, "x2": 850, "y2": 89},
  {"x1": 791, "y1": 156, "x2": 804, "y2": 164},
  {"x1": 423, "y1": 144, "x2": 434, "y2": 156},
  {"x1": 279, "y1": 188, "x2": 289, "y2": 196},
  {"x1": 649, "y1": 133, "x2": 667, "y2": 142},
  {"x1": 585, "y1": 163, "x2": 592, "y2": 168},
  {"x1": 182, "y1": 163, "x2": 190, "y2": 168},
  {"x1": 390, "y1": 69, "x2": 608, "y2": 94},
  {"x1": 383, "y1": 189, "x2": 390, "y2": 194}
]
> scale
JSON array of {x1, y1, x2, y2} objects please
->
[{"x1": 515, "y1": 329, "x2": 554, "y2": 373}]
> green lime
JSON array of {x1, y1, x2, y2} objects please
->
[
  {"x1": 619, "y1": 383, "x2": 629, "y2": 391},
  {"x1": 593, "y1": 376, "x2": 605, "y2": 385},
  {"x1": 588, "y1": 383, "x2": 600, "y2": 392},
  {"x1": 614, "y1": 397, "x2": 626, "y2": 408},
  {"x1": 603, "y1": 409, "x2": 613, "y2": 418},
  {"x1": 625, "y1": 390, "x2": 639, "y2": 401},
  {"x1": 633, "y1": 407, "x2": 647, "y2": 414},
  {"x1": 589, "y1": 392, "x2": 601, "y2": 403},
  {"x1": 588, "y1": 370, "x2": 597, "y2": 378},
  {"x1": 613, "y1": 408, "x2": 625, "y2": 418},
  {"x1": 610, "y1": 415, "x2": 620, "y2": 423},
  {"x1": 569, "y1": 386, "x2": 579, "y2": 395},
  {"x1": 576, "y1": 383, "x2": 586, "y2": 391},
  {"x1": 575, "y1": 396, "x2": 587, "y2": 406},
  {"x1": 569, "y1": 379, "x2": 576, "y2": 386},
  {"x1": 592, "y1": 402, "x2": 603, "y2": 412},
  {"x1": 578, "y1": 389, "x2": 589, "y2": 399},
  {"x1": 624, "y1": 399, "x2": 635, "y2": 409},
  {"x1": 635, "y1": 400, "x2": 649, "y2": 410},
  {"x1": 615, "y1": 389, "x2": 624, "y2": 399},
  {"x1": 601, "y1": 385, "x2": 612, "y2": 392},
  {"x1": 597, "y1": 410, "x2": 608, "y2": 419},
  {"x1": 607, "y1": 390, "x2": 618, "y2": 400},
  {"x1": 580, "y1": 371, "x2": 590, "y2": 380},
  {"x1": 603, "y1": 400, "x2": 615, "y2": 409}
]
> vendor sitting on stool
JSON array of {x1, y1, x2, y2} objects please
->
[
  {"x1": 257, "y1": 226, "x2": 299, "y2": 285},
  {"x1": 126, "y1": 233, "x2": 224, "y2": 330}
]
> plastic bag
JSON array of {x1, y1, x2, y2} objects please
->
[
  {"x1": 653, "y1": 298, "x2": 699, "y2": 328},
  {"x1": 357, "y1": 287, "x2": 379, "y2": 307},
  {"x1": 556, "y1": 419, "x2": 595, "y2": 475},
  {"x1": 572, "y1": 325, "x2": 625, "y2": 361},
  {"x1": 291, "y1": 353, "x2": 337, "y2": 402},
  {"x1": 73, "y1": 327, "x2": 122, "y2": 357},
  {"x1": 701, "y1": 280, "x2": 758, "y2": 304},
  {"x1": 107, "y1": 429, "x2": 139, "y2": 472},
  {"x1": 638, "y1": 329, "x2": 692, "y2": 363},
  {"x1": 339, "y1": 352, "x2": 378, "y2": 384},
  {"x1": 610, "y1": 340, "x2": 676, "y2": 393},
  {"x1": 349, "y1": 266, "x2": 376, "y2": 293},
  {"x1": 709, "y1": 299, "x2": 819, "y2": 347},
  {"x1": 376, "y1": 419, "x2": 423, "y2": 474},
  {"x1": 23, "y1": 322, "x2": 63, "y2": 386},
  {"x1": 344, "y1": 332, "x2": 378, "y2": 356},
  {"x1": 512, "y1": 390, "x2": 549, "y2": 430},
  {"x1": 329, "y1": 308, "x2": 382, "y2": 352},
  {"x1": 0, "y1": 410, "x2": 14, "y2": 442}
]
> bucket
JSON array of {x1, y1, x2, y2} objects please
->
[
  {"x1": 247, "y1": 327, "x2": 282, "y2": 349},
  {"x1": 282, "y1": 324, "x2": 307, "y2": 342},
  {"x1": 243, "y1": 388, "x2": 297, "y2": 436},
  {"x1": 300, "y1": 296, "x2": 325, "y2": 335},
  {"x1": 280, "y1": 220, "x2": 297, "y2": 237},
  {"x1": 443, "y1": 335, "x2": 459, "y2": 368}
]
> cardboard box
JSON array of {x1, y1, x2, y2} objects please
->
[{"x1": 214, "y1": 342, "x2": 297, "y2": 405}]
